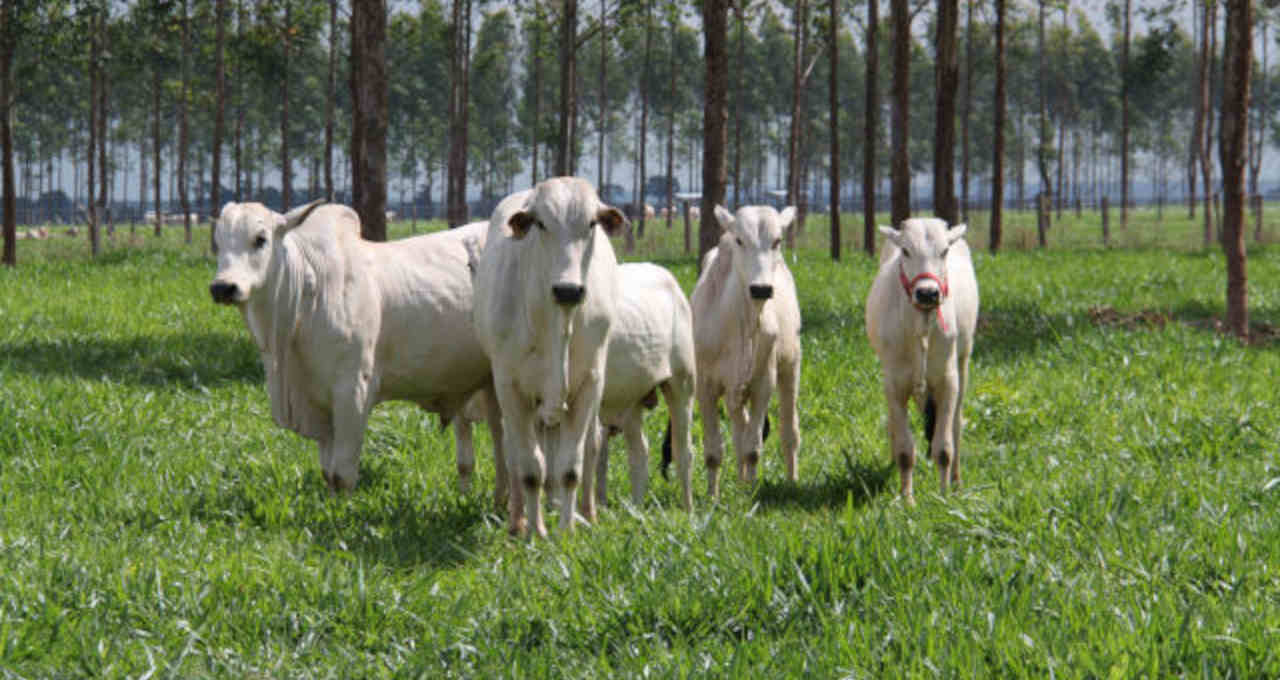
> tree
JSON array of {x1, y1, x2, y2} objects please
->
[
  {"x1": 556, "y1": 0, "x2": 578, "y2": 176},
  {"x1": 637, "y1": 0, "x2": 651, "y2": 236},
  {"x1": 1220, "y1": 0, "x2": 1250, "y2": 339},
  {"x1": 890, "y1": 0, "x2": 910, "y2": 226},
  {"x1": 1119, "y1": 0, "x2": 1129, "y2": 229},
  {"x1": 863, "y1": 0, "x2": 878, "y2": 256},
  {"x1": 445, "y1": 0, "x2": 470, "y2": 227},
  {"x1": 179, "y1": 0, "x2": 191, "y2": 244},
  {"x1": 351, "y1": 0, "x2": 387, "y2": 240},
  {"x1": 990, "y1": 0, "x2": 1006, "y2": 252},
  {"x1": 1, "y1": 0, "x2": 15, "y2": 266},
  {"x1": 786, "y1": 0, "x2": 808, "y2": 246},
  {"x1": 211, "y1": 0, "x2": 226, "y2": 250},
  {"x1": 701, "y1": 0, "x2": 728, "y2": 261},
  {"x1": 280, "y1": 0, "x2": 292, "y2": 210},
  {"x1": 934, "y1": 0, "x2": 959, "y2": 225},
  {"x1": 828, "y1": 0, "x2": 840, "y2": 261},
  {"x1": 960, "y1": 0, "x2": 973, "y2": 223},
  {"x1": 325, "y1": 0, "x2": 336, "y2": 202}
]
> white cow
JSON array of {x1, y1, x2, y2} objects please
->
[
  {"x1": 692, "y1": 205, "x2": 802, "y2": 498},
  {"x1": 865, "y1": 217, "x2": 979, "y2": 504},
  {"x1": 591, "y1": 262, "x2": 696, "y2": 511},
  {"x1": 209, "y1": 201, "x2": 505, "y2": 502},
  {"x1": 472, "y1": 178, "x2": 625, "y2": 537}
]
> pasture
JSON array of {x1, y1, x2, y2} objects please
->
[{"x1": 2, "y1": 207, "x2": 1279, "y2": 677}]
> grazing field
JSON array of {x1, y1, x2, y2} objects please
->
[{"x1": 2, "y1": 208, "x2": 1279, "y2": 677}]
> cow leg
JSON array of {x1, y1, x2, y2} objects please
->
[
  {"x1": 884, "y1": 380, "x2": 916, "y2": 505},
  {"x1": 482, "y1": 385, "x2": 508, "y2": 511},
  {"x1": 593, "y1": 422, "x2": 613, "y2": 510},
  {"x1": 578, "y1": 419, "x2": 601, "y2": 524},
  {"x1": 950, "y1": 352, "x2": 970, "y2": 488},
  {"x1": 740, "y1": 372, "x2": 774, "y2": 485},
  {"x1": 622, "y1": 409, "x2": 650, "y2": 506},
  {"x1": 316, "y1": 438, "x2": 336, "y2": 490},
  {"x1": 497, "y1": 383, "x2": 542, "y2": 538},
  {"x1": 453, "y1": 415, "x2": 475, "y2": 495},
  {"x1": 927, "y1": 370, "x2": 959, "y2": 494},
  {"x1": 698, "y1": 380, "x2": 725, "y2": 499},
  {"x1": 551, "y1": 378, "x2": 603, "y2": 533},
  {"x1": 328, "y1": 378, "x2": 374, "y2": 493},
  {"x1": 777, "y1": 354, "x2": 802, "y2": 483},
  {"x1": 661, "y1": 373, "x2": 695, "y2": 511}
]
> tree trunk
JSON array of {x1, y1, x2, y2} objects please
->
[
  {"x1": 281, "y1": 0, "x2": 292, "y2": 210},
  {"x1": 236, "y1": 0, "x2": 246, "y2": 201},
  {"x1": 555, "y1": 0, "x2": 577, "y2": 176},
  {"x1": 990, "y1": 0, "x2": 1006, "y2": 252},
  {"x1": 212, "y1": 0, "x2": 226, "y2": 247},
  {"x1": 531, "y1": 4, "x2": 542, "y2": 187},
  {"x1": 0, "y1": 0, "x2": 13, "y2": 267},
  {"x1": 153, "y1": 67, "x2": 162, "y2": 237},
  {"x1": 934, "y1": 0, "x2": 959, "y2": 225},
  {"x1": 1188, "y1": 0, "x2": 1201, "y2": 219},
  {"x1": 88, "y1": 12, "x2": 99, "y2": 256},
  {"x1": 890, "y1": 0, "x2": 911, "y2": 226},
  {"x1": 598, "y1": 0, "x2": 607, "y2": 191},
  {"x1": 1248, "y1": 16, "x2": 1266, "y2": 198},
  {"x1": 864, "y1": 0, "x2": 878, "y2": 256},
  {"x1": 733, "y1": 5, "x2": 744, "y2": 209},
  {"x1": 637, "y1": 0, "x2": 650, "y2": 237},
  {"x1": 99, "y1": 8, "x2": 110, "y2": 240},
  {"x1": 1036, "y1": 0, "x2": 1051, "y2": 223},
  {"x1": 1220, "y1": 0, "x2": 1251, "y2": 339},
  {"x1": 828, "y1": 0, "x2": 840, "y2": 260},
  {"x1": 179, "y1": 0, "x2": 191, "y2": 244},
  {"x1": 325, "y1": 0, "x2": 336, "y2": 202},
  {"x1": 664, "y1": 6, "x2": 675, "y2": 231},
  {"x1": 701, "y1": 0, "x2": 728, "y2": 263},
  {"x1": 1119, "y1": 0, "x2": 1130, "y2": 230},
  {"x1": 352, "y1": 0, "x2": 388, "y2": 239},
  {"x1": 960, "y1": 0, "x2": 972, "y2": 223},
  {"x1": 786, "y1": 0, "x2": 806, "y2": 247},
  {"x1": 445, "y1": 0, "x2": 468, "y2": 227},
  {"x1": 1201, "y1": 1, "x2": 1216, "y2": 247}
]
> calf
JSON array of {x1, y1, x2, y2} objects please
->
[
  {"x1": 691, "y1": 205, "x2": 802, "y2": 498},
  {"x1": 865, "y1": 217, "x2": 979, "y2": 503},
  {"x1": 472, "y1": 178, "x2": 625, "y2": 537}
]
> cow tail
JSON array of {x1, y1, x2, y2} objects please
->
[
  {"x1": 923, "y1": 392, "x2": 937, "y2": 458},
  {"x1": 660, "y1": 420, "x2": 673, "y2": 480}
]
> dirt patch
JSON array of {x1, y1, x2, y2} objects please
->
[
  {"x1": 1091, "y1": 305, "x2": 1279, "y2": 346},
  {"x1": 1088, "y1": 305, "x2": 1171, "y2": 330}
]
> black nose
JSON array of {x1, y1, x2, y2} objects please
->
[
  {"x1": 749, "y1": 284, "x2": 774, "y2": 300},
  {"x1": 552, "y1": 283, "x2": 586, "y2": 305},
  {"x1": 210, "y1": 281, "x2": 240, "y2": 304},
  {"x1": 915, "y1": 287, "x2": 940, "y2": 306}
]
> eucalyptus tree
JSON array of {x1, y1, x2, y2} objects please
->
[
  {"x1": 935, "y1": 0, "x2": 959, "y2": 225},
  {"x1": 469, "y1": 8, "x2": 521, "y2": 200},
  {"x1": 701, "y1": 0, "x2": 728, "y2": 260},
  {"x1": 1220, "y1": 0, "x2": 1251, "y2": 338},
  {"x1": 352, "y1": 0, "x2": 387, "y2": 239}
]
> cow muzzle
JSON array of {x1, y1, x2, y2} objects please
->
[
  {"x1": 748, "y1": 284, "x2": 774, "y2": 300},
  {"x1": 913, "y1": 286, "x2": 941, "y2": 308},
  {"x1": 209, "y1": 280, "x2": 242, "y2": 305},
  {"x1": 551, "y1": 283, "x2": 586, "y2": 306}
]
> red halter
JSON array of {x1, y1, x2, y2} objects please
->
[{"x1": 898, "y1": 260, "x2": 949, "y2": 332}]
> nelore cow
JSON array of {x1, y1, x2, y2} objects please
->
[
  {"x1": 591, "y1": 262, "x2": 696, "y2": 511},
  {"x1": 865, "y1": 217, "x2": 979, "y2": 504},
  {"x1": 209, "y1": 201, "x2": 505, "y2": 503},
  {"x1": 691, "y1": 205, "x2": 802, "y2": 498},
  {"x1": 472, "y1": 178, "x2": 625, "y2": 537}
]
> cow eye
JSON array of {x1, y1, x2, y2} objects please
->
[
  {"x1": 772, "y1": 238, "x2": 782, "y2": 250},
  {"x1": 901, "y1": 248, "x2": 911, "y2": 258},
  {"x1": 536, "y1": 220, "x2": 547, "y2": 231},
  {"x1": 735, "y1": 236, "x2": 744, "y2": 246},
  {"x1": 253, "y1": 234, "x2": 268, "y2": 250},
  {"x1": 941, "y1": 247, "x2": 950, "y2": 259}
]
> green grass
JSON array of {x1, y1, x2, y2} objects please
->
[{"x1": 2, "y1": 207, "x2": 1279, "y2": 677}]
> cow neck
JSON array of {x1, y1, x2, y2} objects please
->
[{"x1": 898, "y1": 259, "x2": 949, "y2": 333}]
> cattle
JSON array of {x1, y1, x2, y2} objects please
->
[
  {"x1": 472, "y1": 178, "x2": 625, "y2": 537},
  {"x1": 644, "y1": 203, "x2": 656, "y2": 220},
  {"x1": 591, "y1": 262, "x2": 696, "y2": 510},
  {"x1": 865, "y1": 217, "x2": 979, "y2": 504},
  {"x1": 209, "y1": 200, "x2": 505, "y2": 503},
  {"x1": 692, "y1": 205, "x2": 802, "y2": 498}
]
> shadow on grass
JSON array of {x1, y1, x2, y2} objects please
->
[
  {"x1": 0, "y1": 331, "x2": 263, "y2": 388},
  {"x1": 755, "y1": 453, "x2": 894, "y2": 513}
]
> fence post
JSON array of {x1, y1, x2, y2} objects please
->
[{"x1": 1101, "y1": 195, "x2": 1110, "y2": 247}]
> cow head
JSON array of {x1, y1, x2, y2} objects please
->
[
  {"x1": 714, "y1": 204, "x2": 795, "y2": 305},
  {"x1": 507, "y1": 177, "x2": 627, "y2": 307},
  {"x1": 209, "y1": 200, "x2": 324, "y2": 305},
  {"x1": 879, "y1": 217, "x2": 966, "y2": 311}
]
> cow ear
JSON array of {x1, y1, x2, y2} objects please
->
[
  {"x1": 595, "y1": 207, "x2": 628, "y2": 236},
  {"x1": 275, "y1": 199, "x2": 326, "y2": 236},
  {"x1": 714, "y1": 204, "x2": 735, "y2": 232},
  {"x1": 946, "y1": 223, "x2": 968, "y2": 244},
  {"x1": 777, "y1": 206, "x2": 797, "y2": 231},
  {"x1": 508, "y1": 211, "x2": 537, "y2": 239},
  {"x1": 878, "y1": 225, "x2": 903, "y2": 249}
]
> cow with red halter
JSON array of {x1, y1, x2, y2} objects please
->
[{"x1": 865, "y1": 217, "x2": 979, "y2": 504}]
